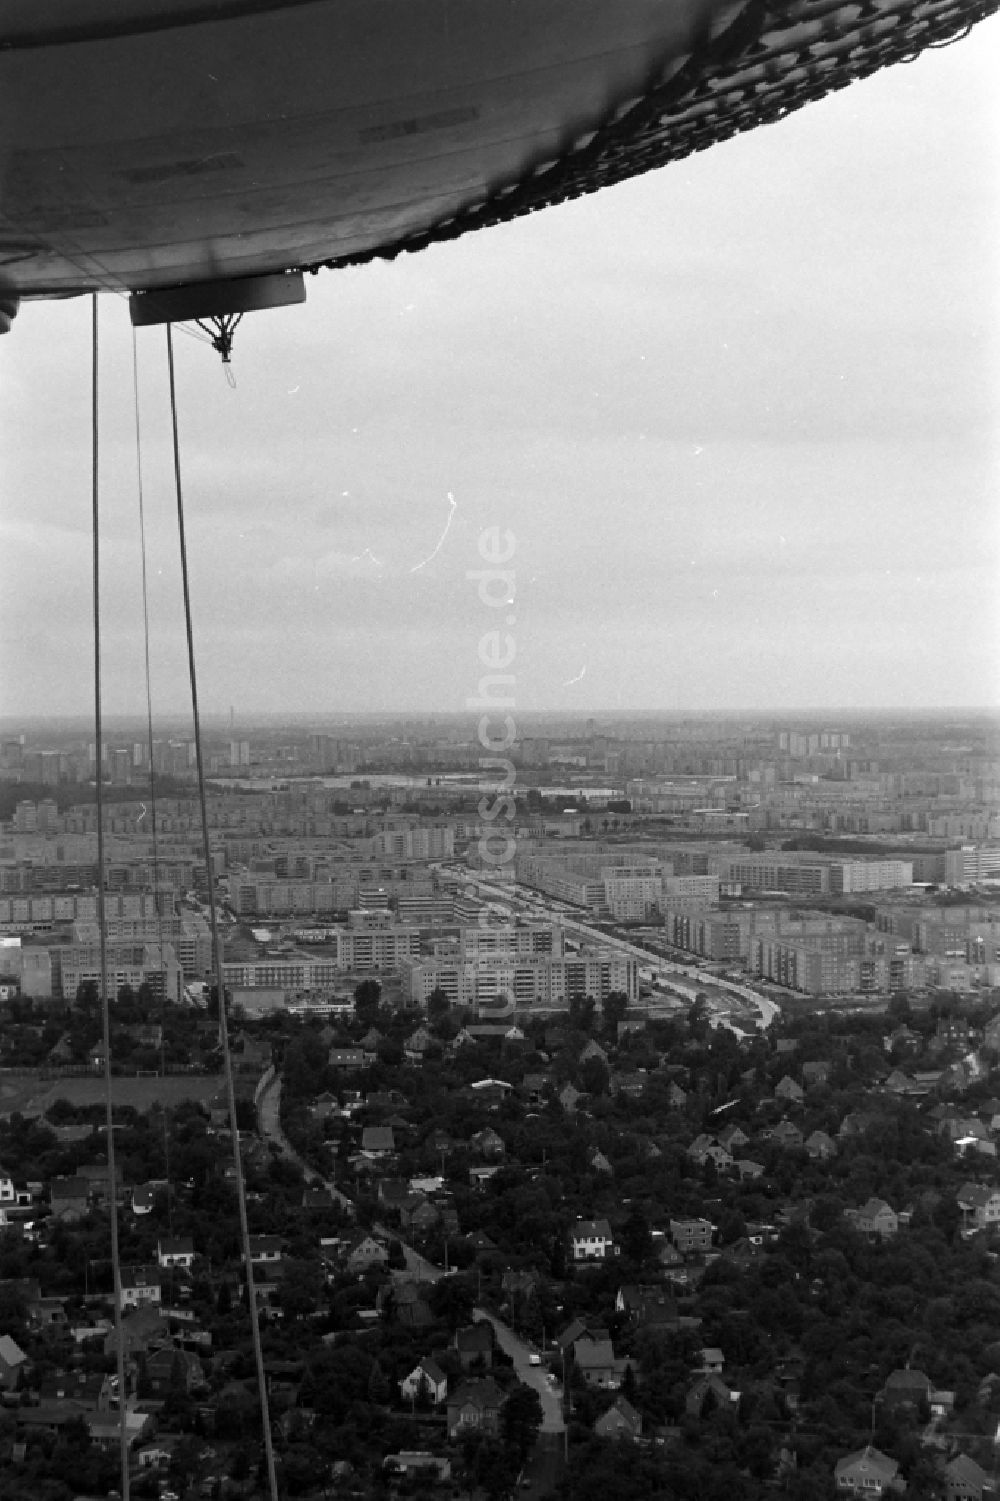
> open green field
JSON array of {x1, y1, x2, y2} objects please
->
[{"x1": 0, "y1": 1073, "x2": 224, "y2": 1116}]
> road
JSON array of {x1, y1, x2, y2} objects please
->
[
  {"x1": 451, "y1": 865, "x2": 778, "y2": 1031},
  {"x1": 257, "y1": 1073, "x2": 444, "y2": 1279},
  {"x1": 473, "y1": 1309, "x2": 564, "y2": 1434},
  {"x1": 373, "y1": 1220, "x2": 445, "y2": 1284},
  {"x1": 255, "y1": 1073, "x2": 354, "y2": 1212}
]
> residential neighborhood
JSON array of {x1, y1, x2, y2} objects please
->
[{"x1": 2, "y1": 969, "x2": 1000, "y2": 1498}]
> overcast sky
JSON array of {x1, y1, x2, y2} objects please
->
[{"x1": 2, "y1": 20, "x2": 999, "y2": 723}]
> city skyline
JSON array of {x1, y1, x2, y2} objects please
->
[{"x1": 2, "y1": 18, "x2": 998, "y2": 719}]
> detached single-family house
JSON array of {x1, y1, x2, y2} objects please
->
[
  {"x1": 131, "y1": 1184, "x2": 156, "y2": 1216},
  {"x1": 446, "y1": 1377, "x2": 504, "y2": 1437},
  {"x1": 594, "y1": 1395, "x2": 643, "y2": 1441},
  {"x1": 404, "y1": 1027, "x2": 434, "y2": 1064},
  {"x1": 957, "y1": 1182, "x2": 1000, "y2": 1230},
  {"x1": 345, "y1": 1232, "x2": 388, "y2": 1273},
  {"x1": 881, "y1": 1368, "x2": 931, "y2": 1414},
  {"x1": 156, "y1": 1237, "x2": 195, "y2": 1270},
  {"x1": 574, "y1": 1339, "x2": 626, "y2": 1390},
  {"x1": 686, "y1": 1373, "x2": 738, "y2": 1418},
  {"x1": 119, "y1": 1266, "x2": 162, "y2": 1311},
  {"x1": 328, "y1": 1048, "x2": 366, "y2": 1070},
  {"x1": 246, "y1": 1235, "x2": 283, "y2": 1266},
  {"x1": 50, "y1": 1175, "x2": 90, "y2": 1221},
  {"x1": 943, "y1": 1452, "x2": 992, "y2": 1501},
  {"x1": 454, "y1": 1322, "x2": 494, "y2": 1371},
  {"x1": 854, "y1": 1198, "x2": 898, "y2": 1239},
  {"x1": 775, "y1": 1075, "x2": 804, "y2": 1104},
  {"x1": 770, "y1": 1120, "x2": 804, "y2": 1150},
  {"x1": 570, "y1": 1219, "x2": 615, "y2": 1261},
  {"x1": 361, "y1": 1125, "x2": 396, "y2": 1157},
  {"x1": 833, "y1": 1445, "x2": 900, "y2": 1495},
  {"x1": 399, "y1": 1357, "x2": 448, "y2": 1405}
]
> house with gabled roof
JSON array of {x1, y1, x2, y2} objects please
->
[
  {"x1": 400, "y1": 1357, "x2": 447, "y2": 1405},
  {"x1": 246, "y1": 1234, "x2": 283, "y2": 1265},
  {"x1": 881, "y1": 1368, "x2": 931, "y2": 1414},
  {"x1": 615, "y1": 1285, "x2": 680, "y2": 1330},
  {"x1": 119, "y1": 1265, "x2": 162, "y2": 1311},
  {"x1": 958, "y1": 1182, "x2": 1000, "y2": 1229},
  {"x1": 404, "y1": 1026, "x2": 434, "y2": 1064},
  {"x1": 156, "y1": 1237, "x2": 195, "y2": 1270},
  {"x1": 574, "y1": 1338, "x2": 625, "y2": 1389},
  {"x1": 852, "y1": 1199, "x2": 898, "y2": 1239},
  {"x1": 402, "y1": 1197, "x2": 440, "y2": 1235},
  {"x1": 717, "y1": 1123, "x2": 749, "y2": 1152},
  {"x1": 594, "y1": 1394, "x2": 642, "y2": 1440},
  {"x1": 942, "y1": 1452, "x2": 992, "y2": 1501},
  {"x1": 454, "y1": 1322, "x2": 494, "y2": 1370},
  {"x1": 328, "y1": 1046, "x2": 366, "y2": 1070},
  {"x1": 834, "y1": 1445, "x2": 900, "y2": 1495},
  {"x1": 131, "y1": 1183, "x2": 156, "y2": 1215},
  {"x1": 361, "y1": 1125, "x2": 395, "y2": 1156},
  {"x1": 391, "y1": 1280, "x2": 434, "y2": 1329},
  {"x1": 770, "y1": 1119, "x2": 804, "y2": 1150},
  {"x1": 686, "y1": 1133, "x2": 717, "y2": 1165},
  {"x1": 378, "y1": 1178, "x2": 414, "y2": 1210},
  {"x1": 686, "y1": 1372, "x2": 737, "y2": 1418},
  {"x1": 345, "y1": 1231, "x2": 388, "y2": 1273},
  {"x1": 446, "y1": 1376, "x2": 504, "y2": 1437},
  {"x1": 570, "y1": 1219, "x2": 615, "y2": 1261},
  {"x1": 49, "y1": 1174, "x2": 90, "y2": 1221},
  {"x1": 775, "y1": 1075, "x2": 804, "y2": 1104}
]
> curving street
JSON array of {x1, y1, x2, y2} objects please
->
[
  {"x1": 474, "y1": 1308, "x2": 564, "y2": 1434},
  {"x1": 256, "y1": 1073, "x2": 354, "y2": 1212}
]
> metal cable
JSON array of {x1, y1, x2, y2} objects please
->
[
  {"x1": 165, "y1": 322, "x2": 281, "y2": 1501},
  {"x1": 91, "y1": 292, "x2": 131, "y2": 1501},
  {"x1": 130, "y1": 326, "x2": 174, "y2": 1235}
]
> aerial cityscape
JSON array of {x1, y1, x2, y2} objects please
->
[{"x1": 0, "y1": 707, "x2": 999, "y2": 1498}]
